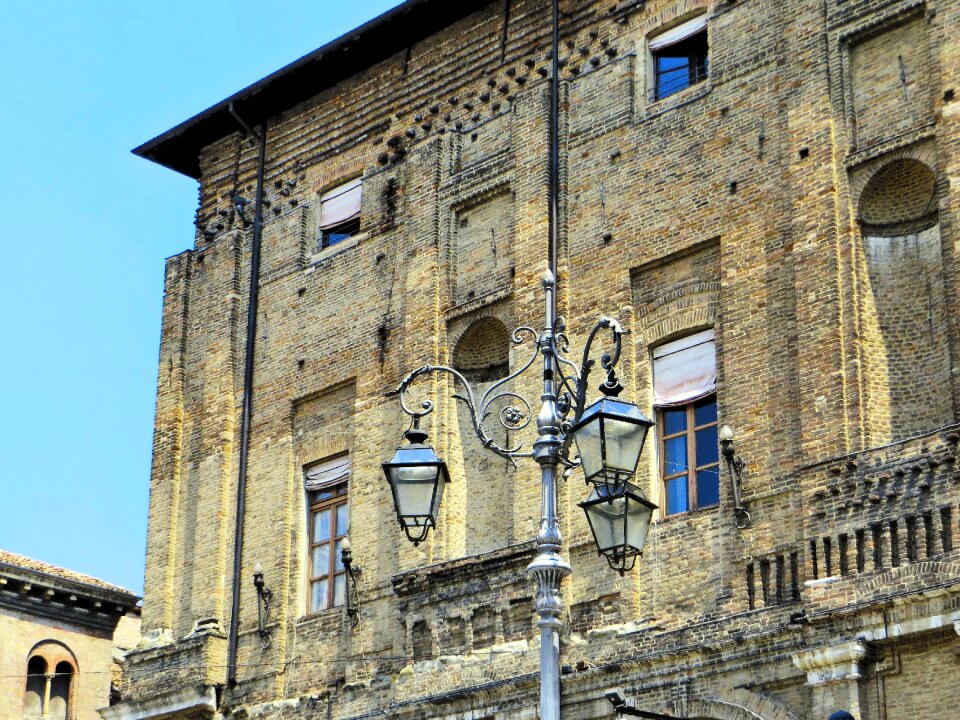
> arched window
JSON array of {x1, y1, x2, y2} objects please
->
[
  {"x1": 857, "y1": 157, "x2": 950, "y2": 441},
  {"x1": 22, "y1": 644, "x2": 76, "y2": 720},
  {"x1": 22, "y1": 656, "x2": 46, "y2": 719},
  {"x1": 49, "y1": 662, "x2": 73, "y2": 720}
]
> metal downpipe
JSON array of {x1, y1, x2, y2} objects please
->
[{"x1": 226, "y1": 121, "x2": 267, "y2": 688}]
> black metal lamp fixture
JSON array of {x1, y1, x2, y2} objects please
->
[
  {"x1": 605, "y1": 688, "x2": 687, "y2": 719},
  {"x1": 252, "y1": 563, "x2": 272, "y2": 640},
  {"x1": 569, "y1": 380, "x2": 655, "y2": 493},
  {"x1": 718, "y1": 424, "x2": 751, "y2": 529},
  {"x1": 382, "y1": 419, "x2": 450, "y2": 546},
  {"x1": 580, "y1": 480, "x2": 657, "y2": 575},
  {"x1": 339, "y1": 538, "x2": 361, "y2": 627}
]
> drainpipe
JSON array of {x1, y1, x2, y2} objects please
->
[{"x1": 226, "y1": 117, "x2": 267, "y2": 688}]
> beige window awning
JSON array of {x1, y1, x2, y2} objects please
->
[
  {"x1": 649, "y1": 15, "x2": 708, "y2": 51},
  {"x1": 652, "y1": 329, "x2": 716, "y2": 406},
  {"x1": 304, "y1": 455, "x2": 351, "y2": 492},
  {"x1": 318, "y1": 178, "x2": 362, "y2": 230}
]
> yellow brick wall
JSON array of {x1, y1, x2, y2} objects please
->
[{"x1": 127, "y1": 0, "x2": 960, "y2": 717}]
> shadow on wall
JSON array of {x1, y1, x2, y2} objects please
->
[
  {"x1": 858, "y1": 158, "x2": 951, "y2": 443},
  {"x1": 453, "y1": 317, "x2": 515, "y2": 555}
]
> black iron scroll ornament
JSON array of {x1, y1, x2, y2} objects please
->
[{"x1": 388, "y1": 313, "x2": 627, "y2": 469}]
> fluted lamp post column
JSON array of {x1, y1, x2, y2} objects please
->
[{"x1": 384, "y1": 288, "x2": 658, "y2": 720}]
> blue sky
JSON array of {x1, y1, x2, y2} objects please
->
[{"x1": 0, "y1": 0, "x2": 402, "y2": 595}]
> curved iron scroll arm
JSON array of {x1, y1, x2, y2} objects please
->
[
  {"x1": 548, "y1": 317, "x2": 627, "y2": 466},
  {"x1": 390, "y1": 327, "x2": 541, "y2": 464},
  {"x1": 389, "y1": 318, "x2": 629, "y2": 468},
  {"x1": 550, "y1": 317, "x2": 626, "y2": 422}
]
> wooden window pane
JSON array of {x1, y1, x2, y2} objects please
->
[
  {"x1": 663, "y1": 408, "x2": 687, "y2": 435},
  {"x1": 336, "y1": 503, "x2": 349, "y2": 536},
  {"x1": 313, "y1": 509, "x2": 331, "y2": 543},
  {"x1": 696, "y1": 468, "x2": 720, "y2": 507},
  {"x1": 666, "y1": 476, "x2": 689, "y2": 515},
  {"x1": 695, "y1": 425, "x2": 718, "y2": 467},
  {"x1": 333, "y1": 574, "x2": 346, "y2": 607},
  {"x1": 311, "y1": 579, "x2": 328, "y2": 613},
  {"x1": 312, "y1": 545, "x2": 329, "y2": 578},
  {"x1": 664, "y1": 436, "x2": 688, "y2": 475},
  {"x1": 694, "y1": 397, "x2": 717, "y2": 425}
]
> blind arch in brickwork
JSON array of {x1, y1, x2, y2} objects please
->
[
  {"x1": 858, "y1": 158, "x2": 938, "y2": 235},
  {"x1": 852, "y1": 151, "x2": 951, "y2": 442},
  {"x1": 647, "y1": 689, "x2": 802, "y2": 720},
  {"x1": 452, "y1": 316, "x2": 511, "y2": 383}
]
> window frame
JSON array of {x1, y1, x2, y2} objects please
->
[
  {"x1": 307, "y1": 480, "x2": 350, "y2": 614},
  {"x1": 658, "y1": 395, "x2": 720, "y2": 517},
  {"x1": 648, "y1": 15, "x2": 709, "y2": 103},
  {"x1": 317, "y1": 177, "x2": 362, "y2": 250},
  {"x1": 320, "y1": 216, "x2": 361, "y2": 249}
]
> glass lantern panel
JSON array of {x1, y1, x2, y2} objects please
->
[
  {"x1": 696, "y1": 467, "x2": 721, "y2": 507},
  {"x1": 624, "y1": 496, "x2": 654, "y2": 552},
  {"x1": 313, "y1": 509, "x2": 331, "y2": 542},
  {"x1": 429, "y1": 474, "x2": 446, "y2": 520},
  {"x1": 601, "y1": 416, "x2": 647, "y2": 473},
  {"x1": 586, "y1": 494, "x2": 628, "y2": 550},
  {"x1": 573, "y1": 417, "x2": 604, "y2": 480},
  {"x1": 392, "y1": 467, "x2": 439, "y2": 522}
]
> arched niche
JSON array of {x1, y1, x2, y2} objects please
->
[
  {"x1": 855, "y1": 156, "x2": 951, "y2": 442},
  {"x1": 452, "y1": 316, "x2": 511, "y2": 383},
  {"x1": 450, "y1": 315, "x2": 514, "y2": 555}
]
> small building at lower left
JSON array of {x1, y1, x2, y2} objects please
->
[{"x1": 0, "y1": 550, "x2": 140, "y2": 720}]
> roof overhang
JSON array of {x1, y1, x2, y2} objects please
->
[{"x1": 133, "y1": 0, "x2": 498, "y2": 179}]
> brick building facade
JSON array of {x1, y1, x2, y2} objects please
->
[
  {"x1": 114, "y1": 0, "x2": 960, "y2": 718},
  {"x1": 0, "y1": 550, "x2": 140, "y2": 720}
]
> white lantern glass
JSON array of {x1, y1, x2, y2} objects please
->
[
  {"x1": 383, "y1": 434, "x2": 449, "y2": 545},
  {"x1": 570, "y1": 397, "x2": 654, "y2": 489},
  {"x1": 579, "y1": 481, "x2": 657, "y2": 575}
]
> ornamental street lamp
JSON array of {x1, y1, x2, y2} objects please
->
[
  {"x1": 382, "y1": 420, "x2": 450, "y2": 545},
  {"x1": 570, "y1": 388, "x2": 655, "y2": 493},
  {"x1": 580, "y1": 480, "x2": 657, "y2": 575},
  {"x1": 385, "y1": 284, "x2": 657, "y2": 720},
  {"x1": 382, "y1": 2, "x2": 657, "y2": 720}
]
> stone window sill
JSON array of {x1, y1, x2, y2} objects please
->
[{"x1": 307, "y1": 231, "x2": 368, "y2": 266}]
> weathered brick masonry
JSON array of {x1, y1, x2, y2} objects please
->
[{"x1": 116, "y1": 0, "x2": 960, "y2": 718}]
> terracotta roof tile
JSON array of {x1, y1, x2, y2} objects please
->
[{"x1": 0, "y1": 549, "x2": 139, "y2": 600}]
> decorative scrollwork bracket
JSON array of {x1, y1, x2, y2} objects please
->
[{"x1": 387, "y1": 316, "x2": 629, "y2": 468}]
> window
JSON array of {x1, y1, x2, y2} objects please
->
[
  {"x1": 318, "y1": 178, "x2": 362, "y2": 248},
  {"x1": 650, "y1": 15, "x2": 708, "y2": 101},
  {"x1": 305, "y1": 455, "x2": 350, "y2": 612},
  {"x1": 653, "y1": 330, "x2": 719, "y2": 516},
  {"x1": 23, "y1": 646, "x2": 75, "y2": 720}
]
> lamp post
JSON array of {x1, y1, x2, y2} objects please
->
[{"x1": 382, "y1": 3, "x2": 657, "y2": 720}]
